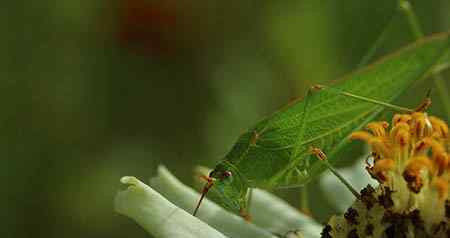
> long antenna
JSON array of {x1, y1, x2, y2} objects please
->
[{"x1": 193, "y1": 176, "x2": 214, "y2": 216}]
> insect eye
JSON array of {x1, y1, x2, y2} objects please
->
[
  {"x1": 222, "y1": 171, "x2": 232, "y2": 179},
  {"x1": 208, "y1": 170, "x2": 216, "y2": 178}
]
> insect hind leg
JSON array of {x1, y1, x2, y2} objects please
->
[
  {"x1": 310, "y1": 147, "x2": 360, "y2": 198},
  {"x1": 311, "y1": 84, "x2": 425, "y2": 113}
]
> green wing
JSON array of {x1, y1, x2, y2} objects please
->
[{"x1": 222, "y1": 33, "x2": 450, "y2": 189}]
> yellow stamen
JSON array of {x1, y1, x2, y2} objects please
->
[
  {"x1": 403, "y1": 156, "x2": 433, "y2": 193},
  {"x1": 429, "y1": 116, "x2": 449, "y2": 138},
  {"x1": 432, "y1": 178, "x2": 448, "y2": 200},
  {"x1": 404, "y1": 156, "x2": 434, "y2": 174},
  {"x1": 413, "y1": 138, "x2": 433, "y2": 155},
  {"x1": 433, "y1": 151, "x2": 448, "y2": 176},
  {"x1": 392, "y1": 114, "x2": 412, "y2": 126},
  {"x1": 368, "y1": 137, "x2": 391, "y2": 158},
  {"x1": 370, "y1": 159, "x2": 395, "y2": 182},
  {"x1": 410, "y1": 112, "x2": 432, "y2": 138},
  {"x1": 349, "y1": 131, "x2": 372, "y2": 141},
  {"x1": 366, "y1": 121, "x2": 389, "y2": 137}
]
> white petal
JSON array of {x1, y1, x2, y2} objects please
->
[
  {"x1": 320, "y1": 157, "x2": 378, "y2": 213},
  {"x1": 115, "y1": 176, "x2": 227, "y2": 238},
  {"x1": 250, "y1": 189, "x2": 322, "y2": 238},
  {"x1": 150, "y1": 166, "x2": 276, "y2": 238}
]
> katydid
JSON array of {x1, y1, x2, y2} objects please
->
[{"x1": 192, "y1": 33, "x2": 450, "y2": 218}]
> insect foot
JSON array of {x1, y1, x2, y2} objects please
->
[{"x1": 324, "y1": 112, "x2": 449, "y2": 238}]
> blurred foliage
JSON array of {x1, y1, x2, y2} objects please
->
[{"x1": 2, "y1": 0, "x2": 449, "y2": 237}]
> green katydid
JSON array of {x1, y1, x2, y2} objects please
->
[{"x1": 193, "y1": 33, "x2": 450, "y2": 218}]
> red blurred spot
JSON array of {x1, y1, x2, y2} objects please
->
[{"x1": 117, "y1": 0, "x2": 180, "y2": 56}]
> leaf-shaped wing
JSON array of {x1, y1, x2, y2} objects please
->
[{"x1": 223, "y1": 33, "x2": 450, "y2": 189}]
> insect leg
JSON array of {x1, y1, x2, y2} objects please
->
[
  {"x1": 312, "y1": 84, "x2": 414, "y2": 113},
  {"x1": 239, "y1": 203, "x2": 251, "y2": 222},
  {"x1": 413, "y1": 88, "x2": 432, "y2": 112},
  {"x1": 247, "y1": 188, "x2": 253, "y2": 212},
  {"x1": 310, "y1": 147, "x2": 360, "y2": 198},
  {"x1": 239, "y1": 188, "x2": 253, "y2": 222}
]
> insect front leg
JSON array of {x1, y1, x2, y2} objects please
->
[{"x1": 236, "y1": 188, "x2": 252, "y2": 221}]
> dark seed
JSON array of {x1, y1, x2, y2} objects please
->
[
  {"x1": 344, "y1": 207, "x2": 359, "y2": 225},
  {"x1": 445, "y1": 200, "x2": 450, "y2": 218},
  {"x1": 378, "y1": 186, "x2": 394, "y2": 209},
  {"x1": 347, "y1": 229, "x2": 359, "y2": 238},
  {"x1": 360, "y1": 185, "x2": 376, "y2": 210},
  {"x1": 432, "y1": 221, "x2": 447, "y2": 235},
  {"x1": 384, "y1": 225, "x2": 395, "y2": 238},
  {"x1": 408, "y1": 210, "x2": 424, "y2": 231},
  {"x1": 320, "y1": 224, "x2": 333, "y2": 238},
  {"x1": 365, "y1": 224, "x2": 374, "y2": 236}
]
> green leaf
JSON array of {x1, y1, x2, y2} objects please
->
[{"x1": 220, "y1": 32, "x2": 450, "y2": 189}]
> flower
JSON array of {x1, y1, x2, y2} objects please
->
[
  {"x1": 114, "y1": 112, "x2": 449, "y2": 238},
  {"x1": 115, "y1": 166, "x2": 322, "y2": 238},
  {"x1": 320, "y1": 156, "x2": 378, "y2": 213},
  {"x1": 323, "y1": 112, "x2": 449, "y2": 237}
]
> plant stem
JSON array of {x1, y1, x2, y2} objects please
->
[{"x1": 399, "y1": 0, "x2": 450, "y2": 119}]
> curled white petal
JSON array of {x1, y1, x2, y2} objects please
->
[
  {"x1": 320, "y1": 157, "x2": 378, "y2": 213},
  {"x1": 194, "y1": 166, "x2": 322, "y2": 238},
  {"x1": 150, "y1": 166, "x2": 276, "y2": 238},
  {"x1": 250, "y1": 189, "x2": 322, "y2": 238},
  {"x1": 114, "y1": 176, "x2": 226, "y2": 238}
]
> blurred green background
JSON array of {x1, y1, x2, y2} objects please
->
[{"x1": 2, "y1": 0, "x2": 449, "y2": 237}]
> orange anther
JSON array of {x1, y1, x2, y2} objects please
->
[
  {"x1": 411, "y1": 112, "x2": 433, "y2": 138},
  {"x1": 433, "y1": 152, "x2": 448, "y2": 176},
  {"x1": 373, "y1": 159, "x2": 395, "y2": 173},
  {"x1": 367, "y1": 159, "x2": 395, "y2": 183},
  {"x1": 432, "y1": 178, "x2": 448, "y2": 200},
  {"x1": 349, "y1": 131, "x2": 372, "y2": 141},
  {"x1": 368, "y1": 137, "x2": 391, "y2": 158},
  {"x1": 366, "y1": 121, "x2": 389, "y2": 137},
  {"x1": 404, "y1": 156, "x2": 434, "y2": 178},
  {"x1": 402, "y1": 157, "x2": 431, "y2": 194},
  {"x1": 392, "y1": 114, "x2": 412, "y2": 126},
  {"x1": 429, "y1": 116, "x2": 449, "y2": 138}
]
